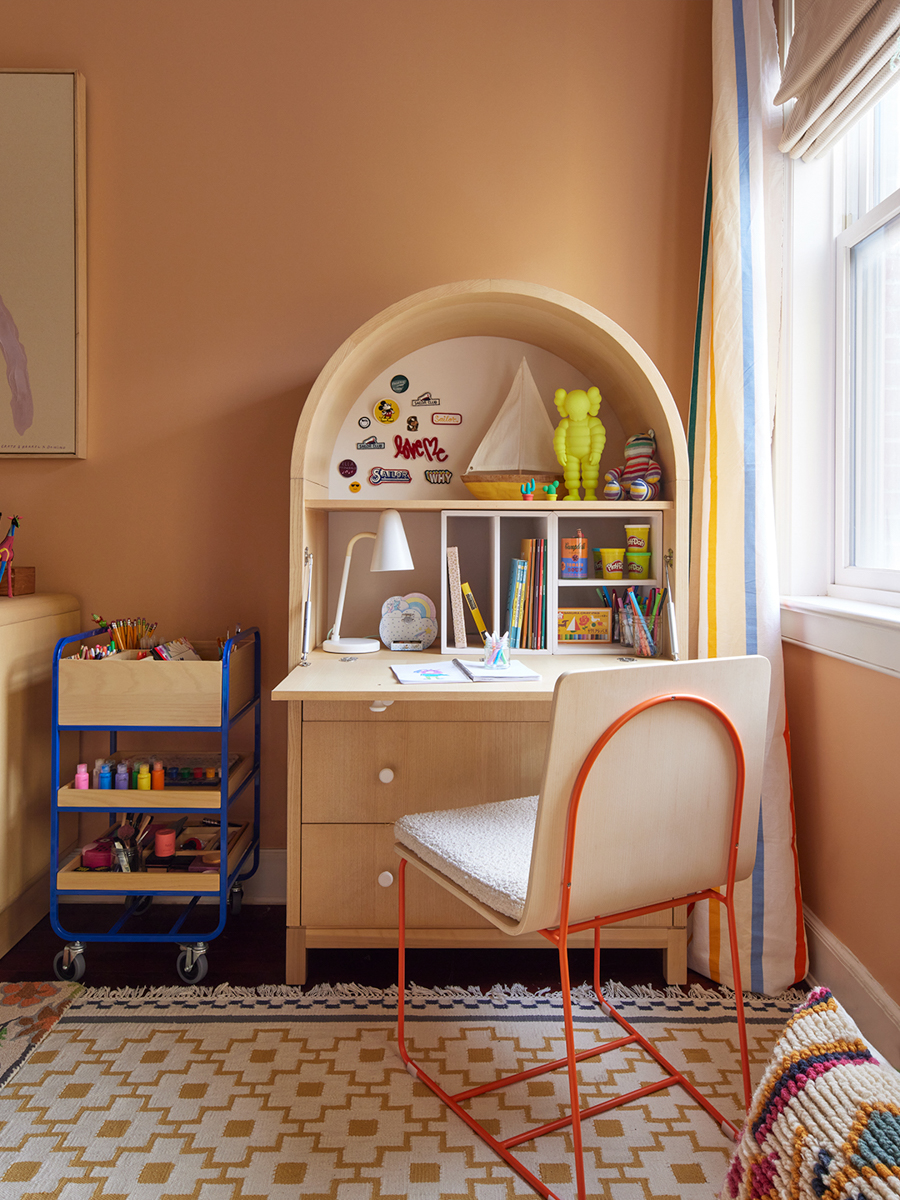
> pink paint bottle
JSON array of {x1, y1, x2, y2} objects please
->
[{"x1": 75, "y1": 763, "x2": 89, "y2": 789}]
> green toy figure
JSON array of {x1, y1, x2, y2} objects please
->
[{"x1": 552, "y1": 387, "x2": 606, "y2": 500}]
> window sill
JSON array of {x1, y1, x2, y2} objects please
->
[{"x1": 780, "y1": 597, "x2": 900, "y2": 678}]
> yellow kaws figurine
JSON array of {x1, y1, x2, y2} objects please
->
[{"x1": 552, "y1": 387, "x2": 606, "y2": 500}]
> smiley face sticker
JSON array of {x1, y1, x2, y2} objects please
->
[
  {"x1": 373, "y1": 397, "x2": 400, "y2": 425},
  {"x1": 349, "y1": 480, "x2": 361, "y2": 493}
]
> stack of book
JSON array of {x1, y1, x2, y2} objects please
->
[{"x1": 505, "y1": 538, "x2": 547, "y2": 649}]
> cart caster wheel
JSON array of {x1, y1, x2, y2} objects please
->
[
  {"x1": 176, "y1": 949, "x2": 208, "y2": 983},
  {"x1": 132, "y1": 895, "x2": 153, "y2": 915},
  {"x1": 54, "y1": 949, "x2": 85, "y2": 981},
  {"x1": 229, "y1": 885, "x2": 243, "y2": 915}
]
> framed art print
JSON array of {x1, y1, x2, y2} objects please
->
[{"x1": 0, "y1": 70, "x2": 86, "y2": 457}]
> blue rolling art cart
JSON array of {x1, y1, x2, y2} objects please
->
[{"x1": 49, "y1": 626, "x2": 261, "y2": 982}]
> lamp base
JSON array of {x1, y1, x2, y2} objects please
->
[{"x1": 322, "y1": 637, "x2": 381, "y2": 654}]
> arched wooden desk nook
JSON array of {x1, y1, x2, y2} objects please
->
[{"x1": 275, "y1": 280, "x2": 690, "y2": 985}]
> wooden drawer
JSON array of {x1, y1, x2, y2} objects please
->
[
  {"x1": 303, "y1": 700, "x2": 553, "y2": 723},
  {"x1": 301, "y1": 823, "x2": 493, "y2": 928},
  {"x1": 57, "y1": 638, "x2": 255, "y2": 728},
  {"x1": 301, "y1": 824, "x2": 680, "y2": 933},
  {"x1": 302, "y1": 721, "x2": 549, "y2": 822}
]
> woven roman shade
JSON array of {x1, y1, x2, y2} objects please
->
[{"x1": 775, "y1": 0, "x2": 900, "y2": 159}]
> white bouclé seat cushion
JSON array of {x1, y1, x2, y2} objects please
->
[{"x1": 395, "y1": 795, "x2": 538, "y2": 919}]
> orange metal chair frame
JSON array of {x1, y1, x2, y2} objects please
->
[{"x1": 396, "y1": 692, "x2": 751, "y2": 1200}]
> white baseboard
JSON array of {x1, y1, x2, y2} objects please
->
[
  {"x1": 240, "y1": 849, "x2": 286, "y2": 904},
  {"x1": 804, "y1": 906, "x2": 900, "y2": 1070}
]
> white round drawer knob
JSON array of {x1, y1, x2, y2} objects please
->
[
  {"x1": 369, "y1": 700, "x2": 394, "y2": 713},
  {"x1": 378, "y1": 768, "x2": 394, "y2": 784},
  {"x1": 377, "y1": 871, "x2": 394, "y2": 888}
]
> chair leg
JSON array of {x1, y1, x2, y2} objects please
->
[
  {"x1": 558, "y1": 929, "x2": 588, "y2": 1200},
  {"x1": 723, "y1": 891, "x2": 752, "y2": 1112}
]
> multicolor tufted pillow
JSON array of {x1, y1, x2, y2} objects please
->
[{"x1": 723, "y1": 987, "x2": 900, "y2": 1199}]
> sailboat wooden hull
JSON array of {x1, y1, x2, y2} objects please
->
[{"x1": 461, "y1": 470, "x2": 558, "y2": 500}]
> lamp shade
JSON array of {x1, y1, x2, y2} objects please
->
[{"x1": 370, "y1": 508, "x2": 414, "y2": 572}]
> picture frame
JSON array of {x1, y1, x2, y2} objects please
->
[{"x1": 0, "y1": 69, "x2": 86, "y2": 458}]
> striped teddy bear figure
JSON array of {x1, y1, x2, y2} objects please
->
[{"x1": 603, "y1": 429, "x2": 662, "y2": 500}]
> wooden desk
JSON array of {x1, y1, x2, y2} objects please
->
[{"x1": 272, "y1": 650, "x2": 686, "y2": 985}]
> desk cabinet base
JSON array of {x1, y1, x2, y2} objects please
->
[{"x1": 285, "y1": 920, "x2": 687, "y2": 987}]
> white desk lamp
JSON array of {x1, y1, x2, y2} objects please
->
[{"x1": 323, "y1": 509, "x2": 414, "y2": 654}]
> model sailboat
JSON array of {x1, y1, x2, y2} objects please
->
[{"x1": 461, "y1": 357, "x2": 560, "y2": 499}]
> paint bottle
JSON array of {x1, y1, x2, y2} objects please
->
[
  {"x1": 137, "y1": 762, "x2": 151, "y2": 791},
  {"x1": 99, "y1": 763, "x2": 112, "y2": 789},
  {"x1": 131, "y1": 759, "x2": 141, "y2": 789},
  {"x1": 151, "y1": 760, "x2": 165, "y2": 790},
  {"x1": 115, "y1": 763, "x2": 129, "y2": 790},
  {"x1": 92, "y1": 757, "x2": 105, "y2": 788},
  {"x1": 75, "y1": 763, "x2": 89, "y2": 789}
]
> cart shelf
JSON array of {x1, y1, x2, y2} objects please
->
[{"x1": 49, "y1": 627, "x2": 261, "y2": 983}]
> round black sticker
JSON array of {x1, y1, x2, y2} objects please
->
[
  {"x1": 338, "y1": 459, "x2": 357, "y2": 478},
  {"x1": 358, "y1": 415, "x2": 371, "y2": 429},
  {"x1": 390, "y1": 375, "x2": 409, "y2": 393}
]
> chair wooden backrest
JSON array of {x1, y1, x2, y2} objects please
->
[{"x1": 511, "y1": 655, "x2": 771, "y2": 936}]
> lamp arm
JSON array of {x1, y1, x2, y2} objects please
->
[{"x1": 331, "y1": 531, "x2": 375, "y2": 642}]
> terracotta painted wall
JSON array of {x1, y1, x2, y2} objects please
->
[
  {"x1": 2, "y1": 0, "x2": 712, "y2": 848},
  {"x1": 784, "y1": 644, "x2": 900, "y2": 1004}
]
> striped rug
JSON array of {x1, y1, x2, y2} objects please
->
[{"x1": 0, "y1": 981, "x2": 807, "y2": 1199}]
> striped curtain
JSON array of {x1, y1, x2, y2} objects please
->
[{"x1": 688, "y1": 0, "x2": 808, "y2": 995}]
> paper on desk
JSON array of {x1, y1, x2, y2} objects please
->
[
  {"x1": 452, "y1": 658, "x2": 541, "y2": 682},
  {"x1": 389, "y1": 661, "x2": 469, "y2": 684}
]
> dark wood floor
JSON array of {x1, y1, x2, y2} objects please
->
[{"x1": 0, "y1": 903, "x2": 720, "y2": 992}]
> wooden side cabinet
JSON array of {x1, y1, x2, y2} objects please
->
[{"x1": 0, "y1": 593, "x2": 80, "y2": 958}]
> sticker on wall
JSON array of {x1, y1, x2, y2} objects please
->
[
  {"x1": 393, "y1": 434, "x2": 448, "y2": 463},
  {"x1": 432, "y1": 412, "x2": 462, "y2": 425},
  {"x1": 390, "y1": 375, "x2": 409, "y2": 393},
  {"x1": 358, "y1": 415, "x2": 371, "y2": 429},
  {"x1": 406, "y1": 416, "x2": 419, "y2": 431},
  {"x1": 356, "y1": 435, "x2": 385, "y2": 450},
  {"x1": 348, "y1": 481, "x2": 361, "y2": 493},
  {"x1": 373, "y1": 397, "x2": 400, "y2": 424},
  {"x1": 379, "y1": 593, "x2": 438, "y2": 650},
  {"x1": 338, "y1": 459, "x2": 357, "y2": 478},
  {"x1": 368, "y1": 466, "x2": 412, "y2": 485},
  {"x1": 411, "y1": 391, "x2": 440, "y2": 406},
  {"x1": 424, "y1": 469, "x2": 452, "y2": 485}
]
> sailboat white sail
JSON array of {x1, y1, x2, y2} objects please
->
[{"x1": 465, "y1": 357, "x2": 559, "y2": 477}]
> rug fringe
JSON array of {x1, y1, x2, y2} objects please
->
[{"x1": 71, "y1": 979, "x2": 812, "y2": 1005}]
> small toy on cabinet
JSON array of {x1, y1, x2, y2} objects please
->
[
  {"x1": 603, "y1": 429, "x2": 663, "y2": 500},
  {"x1": 519, "y1": 477, "x2": 536, "y2": 501},
  {"x1": 0, "y1": 514, "x2": 19, "y2": 596},
  {"x1": 552, "y1": 387, "x2": 606, "y2": 500}
]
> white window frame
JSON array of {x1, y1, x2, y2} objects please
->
[
  {"x1": 833, "y1": 190, "x2": 900, "y2": 601},
  {"x1": 775, "y1": 1, "x2": 900, "y2": 677}
]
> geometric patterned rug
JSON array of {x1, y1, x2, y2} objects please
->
[
  {"x1": 0, "y1": 982, "x2": 82, "y2": 1088},
  {"x1": 0, "y1": 981, "x2": 808, "y2": 1200}
]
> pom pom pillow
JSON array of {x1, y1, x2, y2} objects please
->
[{"x1": 723, "y1": 987, "x2": 900, "y2": 1198}]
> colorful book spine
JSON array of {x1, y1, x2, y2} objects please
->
[
  {"x1": 506, "y1": 558, "x2": 526, "y2": 647},
  {"x1": 520, "y1": 539, "x2": 534, "y2": 648}
]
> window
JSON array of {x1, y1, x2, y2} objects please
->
[{"x1": 833, "y1": 86, "x2": 900, "y2": 603}]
